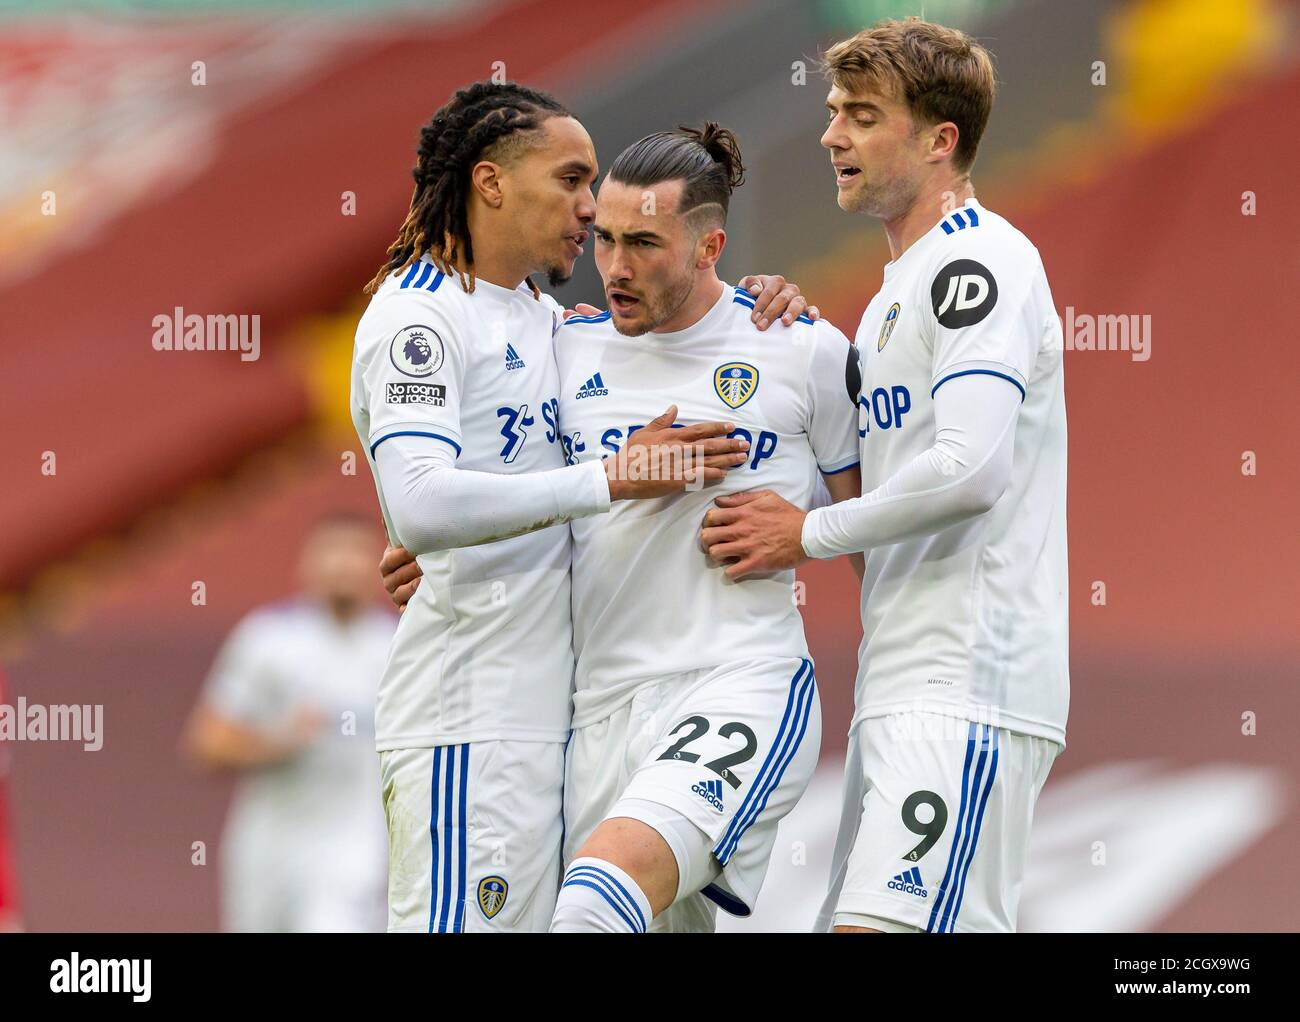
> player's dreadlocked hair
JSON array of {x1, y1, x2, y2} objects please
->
[
  {"x1": 606, "y1": 122, "x2": 745, "y2": 233},
  {"x1": 364, "y1": 81, "x2": 570, "y2": 296}
]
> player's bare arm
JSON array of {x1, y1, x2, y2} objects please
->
[{"x1": 182, "y1": 703, "x2": 323, "y2": 772}]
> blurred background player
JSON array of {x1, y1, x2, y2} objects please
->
[
  {"x1": 182, "y1": 512, "x2": 393, "y2": 933},
  {"x1": 702, "y1": 17, "x2": 1068, "y2": 933}
]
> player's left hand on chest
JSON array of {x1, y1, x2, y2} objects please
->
[{"x1": 698, "y1": 489, "x2": 808, "y2": 579}]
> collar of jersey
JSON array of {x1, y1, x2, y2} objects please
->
[
  {"x1": 435, "y1": 264, "x2": 526, "y2": 302},
  {"x1": 881, "y1": 197, "x2": 985, "y2": 283},
  {"x1": 640, "y1": 280, "x2": 733, "y2": 343}
]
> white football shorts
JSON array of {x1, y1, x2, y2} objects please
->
[
  {"x1": 380, "y1": 741, "x2": 564, "y2": 933},
  {"x1": 565, "y1": 656, "x2": 821, "y2": 932},
  {"x1": 818, "y1": 711, "x2": 1059, "y2": 933}
]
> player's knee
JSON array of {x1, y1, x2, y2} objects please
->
[
  {"x1": 574, "y1": 817, "x2": 678, "y2": 913},
  {"x1": 550, "y1": 857, "x2": 653, "y2": 933}
]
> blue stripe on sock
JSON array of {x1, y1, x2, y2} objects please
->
[
  {"x1": 566, "y1": 865, "x2": 646, "y2": 932},
  {"x1": 560, "y1": 878, "x2": 639, "y2": 932}
]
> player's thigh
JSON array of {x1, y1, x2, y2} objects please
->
[
  {"x1": 563, "y1": 705, "x2": 641, "y2": 864},
  {"x1": 617, "y1": 657, "x2": 822, "y2": 918},
  {"x1": 566, "y1": 701, "x2": 718, "y2": 930},
  {"x1": 380, "y1": 741, "x2": 564, "y2": 933},
  {"x1": 835, "y1": 713, "x2": 1056, "y2": 933}
]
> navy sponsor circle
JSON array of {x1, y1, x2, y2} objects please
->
[{"x1": 931, "y1": 260, "x2": 998, "y2": 328}]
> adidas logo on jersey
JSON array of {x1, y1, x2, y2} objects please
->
[
  {"x1": 691, "y1": 778, "x2": 725, "y2": 813},
  {"x1": 575, "y1": 372, "x2": 608, "y2": 399},
  {"x1": 505, "y1": 343, "x2": 525, "y2": 371},
  {"x1": 887, "y1": 866, "x2": 928, "y2": 898}
]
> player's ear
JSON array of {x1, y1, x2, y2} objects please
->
[
  {"x1": 470, "y1": 160, "x2": 505, "y2": 208},
  {"x1": 927, "y1": 121, "x2": 960, "y2": 164},
  {"x1": 696, "y1": 226, "x2": 726, "y2": 270}
]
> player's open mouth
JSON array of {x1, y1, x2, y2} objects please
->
[
  {"x1": 834, "y1": 164, "x2": 861, "y2": 186},
  {"x1": 608, "y1": 290, "x2": 641, "y2": 314},
  {"x1": 565, "y1": 231, "x2": 589, "y2": 256}
]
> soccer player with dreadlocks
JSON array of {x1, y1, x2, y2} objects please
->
[{"x1": 350, "y1": 82, "x2": 804, "y2": 933}]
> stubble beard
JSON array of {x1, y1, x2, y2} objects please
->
[{"x1": 612, "y1": 263, "x2": 696, "y2": 337}]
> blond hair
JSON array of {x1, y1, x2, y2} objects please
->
[{"x1": 822, "y1": 17, "x2": 996, "y2": 172}]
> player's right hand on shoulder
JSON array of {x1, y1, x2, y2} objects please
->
[
  {"x1": 380, "y1": 544, "x2": 422, "y2": 612},
  {"x1": 605, "y1": 405, "x2": 749, "y2": 500}
]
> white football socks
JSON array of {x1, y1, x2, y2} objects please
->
[{"x1": 550, "y1": 857, "x2": 652, "y2": 933}]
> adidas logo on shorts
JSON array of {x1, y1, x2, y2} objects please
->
[
  {"x1": 887, "y1": 866, "x2": 928, "y2": 898},
  {"x1": 691, "y1": 778, "x2": 724, "y2": 813}
]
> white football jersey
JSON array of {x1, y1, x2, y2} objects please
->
[
  {"x1": 351, "y1": 256, "x2": 575, "y2": 749},
  {"x1": 557, "y1": 283, "x2": 860, "y2": 727},
  {"x1": 851, "y1": 198, "x2": 1069, "y2": 745}
]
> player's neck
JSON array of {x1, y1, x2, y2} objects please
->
[
  {"x1": 461, "y1": 248, "x2": 529, "y2": 292},
  {"x1": 883, "y1": 177, "x2": 974, "y2": 262},
  {"x1": 459, "y1": 215, "x2": 532, "y2": 291},
  {"x1": 652, "y1": 275, "x2": 724, "y2": 334}
]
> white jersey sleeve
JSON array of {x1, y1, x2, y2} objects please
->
[
  {"x1": 356, "y1": 288, "x2": 469, "y2": 458},
  {"x1": 801, "y1": 370, "x2": 1020, "y2": 558},
  {"x1": 927, "y1": 228, "x2": 1047, "y2": 397},
  {"x1": 805, "y1": 322, "x2": 862, "y2": 475},
  {"x1": 374, "y1": 433, "x2": 608, "y2": 553}
]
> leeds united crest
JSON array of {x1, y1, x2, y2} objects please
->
[
  {"x1": 878, "y1": 302, "x2": 900, "y2": 351},
  {"x1": 478, "y1": 875, "x2": 508, "y2": 919},
  {"x1": 713, "y1": 362, "x2": 759, "y2": 409}
]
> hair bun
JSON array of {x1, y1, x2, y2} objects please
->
[{"x1": 688, "y1": 122, "x2": 746, "y2": 191}]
